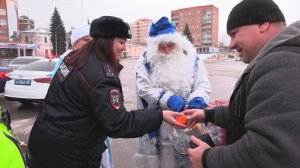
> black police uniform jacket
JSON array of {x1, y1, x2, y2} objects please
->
[{"x1": 28, "y1": 51, "x2": 163, "y2": 168}]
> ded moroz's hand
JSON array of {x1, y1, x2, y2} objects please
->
[
  {"x1": 167, "y1": 95, "x2": 186, "y2": 112},
  {"x1": 182, "y1": 109, "x2": 205, "y2": 127},
  {"x1": 188, "y1": 97, "x2": 208, "y2": 109},
  {"x1": 187, "y1": 135, "x2": 211, "y2": 168},
  {"x1": 162, "y1": 110, "x2": 187, "y2": 129}
]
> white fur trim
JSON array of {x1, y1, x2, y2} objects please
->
[{"x1": 146, "y1": 32, "x2": 196, "y2": 60}]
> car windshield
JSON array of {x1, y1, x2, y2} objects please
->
[
  {"x1": 19, "y1": 60, "x2": 57, "y2": 71},
  {"x1": 10, "y1": 58, "x2": 42, "y2": 65}
]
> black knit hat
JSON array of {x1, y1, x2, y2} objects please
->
[
  {"x1": 227, "y1": 0, "x2": 285, "y2": 34},
  {"x1": 90, "y1": 16, "x2": 132, "y2": 39}
]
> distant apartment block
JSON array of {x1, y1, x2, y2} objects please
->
[
  {"x1": 0, "y1": 0, "x2": 19, "y2": 43},
  {"x1": 18, "y1": 15, "x2": 35, "y2": 31},
  {"x1": 171, "y1": 5, "x2": 219, "y2": 47},
  {"x1": 130, "y1": 18, "x2": 153, "y2": 44},
  {"x1": 0, "y1": 0, "x2": 9, "y2": 42}
]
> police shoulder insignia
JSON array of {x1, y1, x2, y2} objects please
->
[
  {"x1": 58, "y1": 61, "x2": 73, "y2": 82},
  {"x1": 109, "y1": 89, "x2": 122, "y2": 110},
  {"x1": 103, "y1": 64, "x2": 115, "y2": 78}
]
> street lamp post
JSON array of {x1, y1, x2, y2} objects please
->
[
  {"x1": 81, "y1": 0, "x2": 83, "y2": 22},
  {"x1": 55, "y1": 31, "x2": 58, "y2": 57}
]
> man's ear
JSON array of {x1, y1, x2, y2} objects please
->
[{"x1": 258, "y1": 22, "x2": 270, "y2": 33}]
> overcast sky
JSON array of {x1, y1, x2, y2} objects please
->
[{"x1": 18, "y1": 0, "x2": 299, "y2": 44}]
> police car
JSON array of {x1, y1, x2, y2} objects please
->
[{"x1": 4, "y1": 58, "x2": 58, "y2": 104}]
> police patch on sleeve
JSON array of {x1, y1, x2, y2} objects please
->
[
  {"x1": 109, "y1": 89, "x2": 122, "y2": 110},
  {"x1": 58, "y1": 61, "x2": 73, "y2": 82}
]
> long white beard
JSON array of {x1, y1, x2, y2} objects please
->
[{"x1": 149, "y1": 50, "x2": 194, "y2": 98}]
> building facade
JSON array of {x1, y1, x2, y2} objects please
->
[
  {"x1": 0, "y1": 0, "x2": 9, "y2": 42},
  {"x1": 0, "y1": 0, "x2": 30, "y2": 58},
  {"x1": 19, "y1": 28, "x2": 51, "y2": 56},
  {"x1": 0, "y1": 0, "x2": 48, "y2": 59},
  {"x1": 123, "y1": 41, "x2": 146, "y2": 58},
  {"x1": 18, "y1": 15, "x2": 34, "y2": 31},
  {"x1": 0, "y1": 0, "x2": 19, "y2": 43},
  {"x1": 171, "y1": 5, "x2": 219, "y2": 47},
  {"x1": 130, "y1": 18, "x2": 153, "y2": 44}
]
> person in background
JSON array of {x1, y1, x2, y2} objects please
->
[
  {"x1": 133, "y1": 16, "x2": 211, "y2": 168},
  {"x1": 0, "y1": 106, "x2": 26, "y2": 168},
  {"x1": 184, "y1": 0, "x2": 300, "y2": 167},
  {"x1": 50, "y1": 24, "x2": 92, "y2": 78},
  {"x1": 28, "y1": 16, "x2": 186, "y2": 168},
  {"x1": 70, "y1": 24, "x2": 93, "y2": 50}
]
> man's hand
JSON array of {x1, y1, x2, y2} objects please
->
[
  {"x1": 187, "y1": 135, "x2": 211, "y2": 168},
  {"x1": 182, "y1": 109, "x2": 205, "y2": 127},
  {"x1": 162, "y1": 110, "x2": 187, "y2": 129}
]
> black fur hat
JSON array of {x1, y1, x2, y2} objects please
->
[
  {"x1": 227, "y1": 0, "x2": 285, "y2": 34},
  {"x1": 90, "y1": 16, "x2": 132, "y2": 39}
]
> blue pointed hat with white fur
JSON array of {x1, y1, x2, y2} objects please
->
[
  {"x1": 149, "y1": 16, "x2": 176, "y2": 37},
  {"x1": 146, "y1": 17, "x2": 195, "y2": 58}
]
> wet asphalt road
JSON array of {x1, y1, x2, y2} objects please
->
[{"x1": 1, "y1": 58, "x2": 246, "y2": 168}]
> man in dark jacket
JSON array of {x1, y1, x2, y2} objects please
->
[{"x1": 184, "y1": 0, "x2": 300, "y2": 167}]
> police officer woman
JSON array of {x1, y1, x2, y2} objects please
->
[{"x1": 28, "y1": 16, "x2": 185, "y2": 168}]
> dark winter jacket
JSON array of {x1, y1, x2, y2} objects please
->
[
  {"x1": 28, "y1": 51, "x2": 163, "y2": 168},
  {"x1": 204, "y1": 21, "x2": 300, "y2": 168}
]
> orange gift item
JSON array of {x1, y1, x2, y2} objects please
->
[{"x1": 176, "y1": 114, "x2": 188, "y2": 125}]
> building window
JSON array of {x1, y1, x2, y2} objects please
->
[
  {"x1": 45, "y1": 49, "x2": 48, "y2": 56},
  {"x1": 0, "y1": 19, "x2": 7, "y2": 25},
  {"x1": 44, "y1": 37, "x2": 47, "y2": 43},
  {"x1": 0, "y1": 30, "x2": 7, "y2": 34},
  {"x1": 25, "y1": 36, "x2": 29, "y2": 43},
  {"x1": 0, "y1": 9, "x2": 6, "y2": 15}
]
